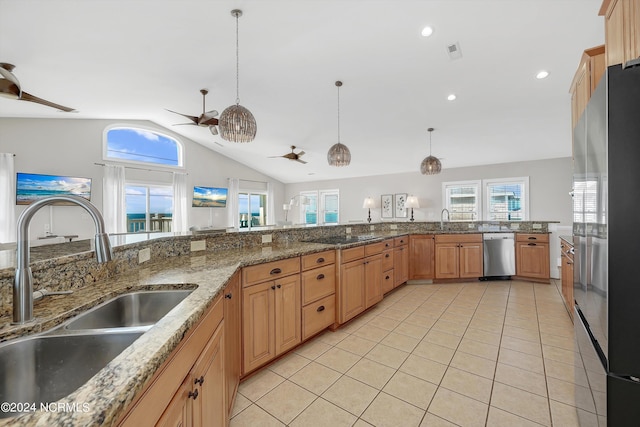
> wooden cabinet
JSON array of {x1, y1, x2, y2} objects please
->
[
  {"x1": 337, "y1": 242, "x2": 383, "y2": 324},
  {"x1": 242, "y1": 272, "x2": 301, "y2": 374},
  {"x1": 223, "y1": 273, "x2": 241, "y2": 415},
  {"x1": 301, "y1": 250, "x2": 336, "y2": 340},
  {"x1": 569, "y1": 45, "x2": 606, "y2": 129},
  {"x1": 515, "y1": 233, "x2": 550, "y2": 282},
  {"x1": 560, "y1": 239, "x2": 575, "y2": 320},
  {"x1": 393, "y1": 236, "x2": 409, "y2": 287},
  {"x1": 118, "y1": 296, "x2": 225, "y2": 427},
  {"x1": 409, "y1": 234, "x2": 435, "y2": 280},
  {"x1": 434, "y1": 234, "x2": 483, "y2": 279},
  {"x1": 381, "y1": 246, "x2": 394, "y2": 294},
  {"x1": 600, "y1": 0, "x2": 640, "y2": 67}
]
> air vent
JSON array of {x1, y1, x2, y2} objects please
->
[{"x1": 446, "y1": 42, "x2": 463, "y2": 60}]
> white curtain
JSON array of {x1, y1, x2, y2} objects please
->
[
  {"x1": 0, "y1": 153, "x2": 16, "y2": 243},
  {"x1": 172, "y1": 172, "x2": 188, "y2": 233},
  {"x1": 266, "y1": 181, "x2": 275, "y2": 226},
  {"x1": 227, "y1": 178, "x2": 239, "y2": 229},
  {"x1": 102, "y1": 164, "x2": 126, "y2": 234}
]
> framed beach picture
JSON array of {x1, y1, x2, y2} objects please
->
[
  {"x1": 381, "y1": 194, "x2": 393, "y2": 218},
  {"x1": 395, "y1": 193, "x2": 407, "y2": 218},
  {"x1": 16, "y1": 172, "x2": 92, "y2": 205}
]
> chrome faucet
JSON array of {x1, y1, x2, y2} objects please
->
[
  {"x1": 440, "y1": 208, "x2": 450, "y2": 230},
  {"x1": 13, "y1": 195, "x2": 113, "y2": 325}
]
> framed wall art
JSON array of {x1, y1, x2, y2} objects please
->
[
  {"x1": 381, "y1": 194, "x2": 393, "y2": 218},
  {"x1": 395, "y1": 193, "x2": 407, "y2": 218}
]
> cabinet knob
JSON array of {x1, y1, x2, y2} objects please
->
[
  {"x1": 385, "y1": 275, "x2": 390, "y2": 280},
  {"x1": 277, "y1": 284, "x2": 282, "y2": 289},
  {"x1": 385, "y1": 254, "x2": 390, "y2": 258},
  {"x1": 225, "y1": 293, "x2": 232, "y2": 299},
  {"x1": 271, "y1": 285, "x2": 276, "y2": 290},
  {"x1": 188, "y1": 389, "x2": 199, "y2": 400},
  {"x1": 194, "y1": 376, "x2": 205, "y2": 386},
  {"x1": 316, "y1": 257, "x2": 325, "y2": 263},
  {"x1": 270, "y1": 268, "x2": 282, "y2": 275},
  {"x1": 317, "y1": 273, "x2": 325, "y2": 280},
  {"x1": 317, "y1": 305, "x2": 325, "y2": 312},
  {"x1": 527, "y1": 243, "x2": 537, "y2": 246}
]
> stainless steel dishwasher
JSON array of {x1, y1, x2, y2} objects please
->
[{"x1": 482, "y1": 233, "x2": 515, "y2": 278}]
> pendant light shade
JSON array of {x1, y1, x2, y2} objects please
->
[
  {"x1": 420, "y1": 128, "x2": 442, "y2": 175},
  {"x1": 219, "y1": 9, "x2": 257, "y2": 143},
  {"x1": 328, "y1": 81, "x2": 351, "y2": 167}
]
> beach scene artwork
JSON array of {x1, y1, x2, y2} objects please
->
[
  {"x1": 16, "y1": 173, "x2": 92, "y2": 205},
  {"x1": 192, "y1": 186, "x2": 228, "y2": 208}
]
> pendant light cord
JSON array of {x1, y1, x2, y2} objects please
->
[
  {"x1": 337, "y1": 84, "x2": 341, "y2": 144},
  {"x1": 235, "y1": 12, "x2": 240, "y2": 105}
]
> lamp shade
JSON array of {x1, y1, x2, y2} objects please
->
[
  {"x1": 219, "y1": 104, "x2": 257, "y2": 143},
  {"x1": 327, "y1": 142, "x2": 351, "y2": 167},
  {"x1": 362, "y1": 197, "x2": 375, "y2": 209},
  {"x1": 405, "y1": 196, "x2": 420, "y2": 209},
  {"x1": 420, "y1": 155, "x2": 442, "y2": 175}
]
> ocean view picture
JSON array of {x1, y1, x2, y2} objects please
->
[
  {"x1": 192, "y1": 186, "x2": 228, "y2": 208},
  {"x1": 16, "y1": 172, "x2": 92, "y2": 205}
]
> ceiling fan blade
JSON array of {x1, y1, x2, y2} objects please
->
[
  {"x1": 172, "y1": 123, "x2": 197, "y2": 126},
  {"x1": 209, "y1": 125, "x2": 218, "y2": 135},
  {"x1": 295, "y1": 158, "x2": 308, "y2": 164},
  {"x1": 200, "y1": 117, "x2": 218, "y2": 126},
  {"x1": 20, "y1": 91, "x2": 75, "y2": 112},
  {"x1": 166, "y1": 109, "x2": 199, "y2": 124},
  {"x1": 297, "y1": 151, "x2": 306, "y2": 157},
  {"x1": 204, "y1": 109, "x2": 218, "y2": 117},
  {"x1": 268, "y1": 155, "x2": 282, "y2": 158}
]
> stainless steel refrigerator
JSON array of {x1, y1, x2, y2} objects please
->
[{"x1": 573, "y1": 63, "x2": 640, "y2": 426}]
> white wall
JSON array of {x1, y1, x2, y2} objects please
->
[
  {"x1": 284, "y1": 157, "x2": 573, "y2": 226},
  {"x1": 0, "y1": 118, "x2": 285, "y2": 241}
]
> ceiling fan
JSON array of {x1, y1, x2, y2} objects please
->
[
  {"x1": 270, "y1": 146, "x2": 307, "y2": 164},
  {"x1": 0, "y1": 63, "x2": 75, "y2": 112},
  {"x1": 167, "y1": 89, "x2": 219, "y2": 135}
]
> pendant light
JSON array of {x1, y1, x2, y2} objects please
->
[
  {"x1": 219, "y1": 9, "x2": 257, "y2": 143},
  {"x1": 327, "y1": 81, "x2": 351, "y2": 167},
  {"x1": 420, "y1": 127, "x2": 442, "y2": 175}
]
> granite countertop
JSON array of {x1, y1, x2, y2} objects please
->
[{"x1": 0, "y1": 242, "x2": 332, "y2": 427}]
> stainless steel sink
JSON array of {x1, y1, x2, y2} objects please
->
[
  {"x1": 0, "y1": 332, "x2": 143, "y2": 418},
  {"x1": 63, "y1": 289, "x2": 193, "y2": 330}
]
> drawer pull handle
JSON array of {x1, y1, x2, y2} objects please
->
[
  {"x1": 194, "y1": 376, "x2": 205, "y2": 386},
  {"x1": 385, "y1": 275, "x2": 390, "y2": 280},
  {"x1": 385, "y1": 254, "x2": 390, "y2": 258},
  {"x1": 528, "y1": 237, "x2": 537, "y2": 240},
  {"x1": 317, "y1": 274, "x2": 325, "y2": 280},
  {"x1": 316, "y1": 257, "x2": 325, "y2": 263},
  {"x1": 277, "y1": 284, "x2": 282, "y2": 289},
  {"x1": 528, "y1": 243, "x2": 537, "y2": 246},
  {"x1": 400, "y1": 239, "x2": 404, "y2": 243},
  {"x1": 188, "y1": 389, "x2": 199, "y2": 400},
  {"x1": 225, "y1": 293, "x2": 232, "y2": 299},
  {"x1": 270, "y1": 268, "x2": 282, "y2": 275},
  {"x1": 271, "y1": 285, "x2": 276, "y2": 290},
  {"x1": 317, "y1": 305, "x2": 325, "y2": 312},
  {"x1": 385, "y1": 243, "x2": 390, "y2": 247}
]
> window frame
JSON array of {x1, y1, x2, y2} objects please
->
[
  {"x1": 298, "y1": 189, "x2": 340, "y2": 225},
  {"x1": 238, "y1": 190, "x2": 269, "y2": 230},
  {"x1": 442, "y1": 180, "x2": 481, "y2": 222},
  {"x1": 483, "y1": 177, "x2": 530, "y2": 221},
  {"x1": 103, "y1": 124, "x2": 185, "y2": 170},
  {"x1": 124, "y1": 180, "x2": 174, "y2": 233}
]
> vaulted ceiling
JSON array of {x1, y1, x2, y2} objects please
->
[{"x1": 0, "y1": 0, "x2": 604, "y2": 183}]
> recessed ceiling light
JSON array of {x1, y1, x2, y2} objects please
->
[
  {"x1": 447, "y1": 94, "x2": 457, "y2": 101},
  {"x1": 536, "y1": 70, "x2": 549, "y2": 79},
  {"x1": 421, "y1": 26, "x2": 434, "y2": 37}
]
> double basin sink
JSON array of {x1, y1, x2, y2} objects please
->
[{"x1": 0, "y1": 289, "x2": 193, "y2": 419}]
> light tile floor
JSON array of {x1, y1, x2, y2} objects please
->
[{"x1": 231, "y1": 280, "x2": 587, "y2": 427}]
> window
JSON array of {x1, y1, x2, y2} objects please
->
[
  {"x1": 573, "y1": 177, "x2": 598, "y2": 223},
  {"x1": 484, "y1": 177, "x2": 529, "y2": 221},
  {"x1": 443, "y1": 181, "x2": 480, "y2": 221},
  {"x1": 299, "y1": 190, "x2": 340, "y2": 225},
  {"x1": 125, "y1": 184, "x2": 173, "y2": 232},
  {"x1": 104, "y1": 126, "x2": 183, "y2": 167},
  {"x1": 239, "y1": 192, "x2": 267, "y2": 229}
]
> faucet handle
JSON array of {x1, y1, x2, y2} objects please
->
[{"x1": 33, "y1": 288, "x2": 73, "y2": 301}]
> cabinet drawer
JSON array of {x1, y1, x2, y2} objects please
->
[
  {"x1": 393, "y1": 236, "x2": 408, "y2": 247},
  {"x1": 435, "y1": 233, "x2": 482, "y2": 244},
  {"x1": 382, "y1": 249, "x2": 394, "y2": 271},
  {"x1": 341, "y1": 246, "x2": 365, "y2": 263},
  {"x1": 301, "y1": 250, "x2": 336, "y2": 271},
  {"x1": 302, "y1": 294, "x2": 335, "y2": 340},
  {"x1": 242, "y1": 257, "x2": 300, "y2": 287},
  {"x1": 382, "y1": 239, "x2": 394, "y2": 250},
  {"x1": 365, "y1": 241, "x2": 385, "y2": 256},
  {"x1": 516, "y1": 233, "x2": 549, "y2": 243},
  {"x1": 301, "y1": 264, "x2": 336, "y2": 305},
  {"x1": 382, "y1": 269, "x2": 394, "y2": 294}
]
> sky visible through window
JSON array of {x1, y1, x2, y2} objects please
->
[{"x1": 106, "y1": 128, "x2": 180, "y2": 166}]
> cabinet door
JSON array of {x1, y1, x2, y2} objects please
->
[
  {"x1": 364, "y1": 254, "x2": 383, "y2": 309},
  {"x1": 516, "y1": 243, "x2": 550, "y2": 280},
  {"x1": 393, "y1": 246, "x2": 409, "y2": 287},
  {"x1": 605, "y1": 0, "x2": 626, "y2": 66},
  {"x1": 459, "y1": 243, "x2": 483, "y2": 278},
  {"x1": 243, "y1": 281, "x2": 275, "y2": 374},
  {"x1": 339, "y1": 260, "x2": 366, "y2": 323},
  {"x1": 192, "y1": 324, "x2": 226, "y2": 427},
  {"x1": 223, "y1": 272, "x2": 241, "y2": 414},
  {"x1": 274, "y1": 275, "x2": 302, "y2": 355},
  {"x1": 409, "y1": 235, "x2": 434, "y2": 280},
  {"x1": 435, "y1": 243, "x2": 459, "y2": 279},
  {"x1": 155, "y1": 376, "x2": 192, "y2": 427}
]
